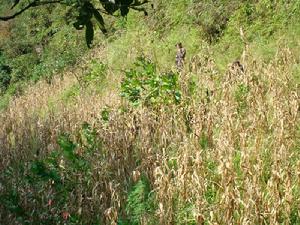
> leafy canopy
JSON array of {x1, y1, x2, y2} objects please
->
[{"x1": 0, "y1": 0, "x2": 149, "y2": 47}]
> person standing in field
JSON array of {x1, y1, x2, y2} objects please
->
[{"x1": 175, "y1": 42, "x2": 186, "y2": 71}]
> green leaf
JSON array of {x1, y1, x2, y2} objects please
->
[
  {"x1": 100, "y1": 0, "x2": 119, "y2": 14},
  {"x1": 30, "y1": 160, "x2": 48, "y2": 177},
  {"x1": 93, "y1": 8, "x2": 107, "y2": 33},
  {"x1": 120, "y1": 6, "x2": 129, "y2": 17},
  {"x1": 85, "y1": 20, "x2": 94, "y2": 48},
  {"x1": 57, "y1": 134, "x2": 77, "y2": 160}
]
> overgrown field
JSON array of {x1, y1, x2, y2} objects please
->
[
  {"x1": 1, "y1": 47, "x2": 299, "y2": 224},
  {"x1": 0, "y1": 0, "x2": 300, "y2": 224}
]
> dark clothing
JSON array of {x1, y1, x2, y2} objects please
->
[{"x1": 175, "y1": 47, "x2": 186, "y2": 70}]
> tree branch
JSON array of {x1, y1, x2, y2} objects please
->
[
  {"x1": 0, "y1": 0, "x2": 62, "y2": 21},
  {"x1": 130, "y1": 6, "x2": 148, "y2": 16}
]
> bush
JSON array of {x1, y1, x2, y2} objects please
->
[
  {"x1": 0, "y1": 66, "x2": 11, "y2": 92},
  {"x1": 82, "y1": 60, "x2": 108, "y2": 88},
  {"x1": 0, "y1": 51, "x2": 11, "y2": 92},
  {"x1": 189, "y1": 0, "x2": 242, "y2": 43},
  {"x1": 121, "y1": 57, "x2": 181, "y2": 106},
  {"x1": 0, "y1": 123, "x2": 102, "y2": 224},
  {"x1": 0, "y1": 4, "x2": 87, "y2": 96}
]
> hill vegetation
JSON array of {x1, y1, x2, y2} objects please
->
[{"x1": 0, "y1": 0, "x2": 299, "y2": 224}]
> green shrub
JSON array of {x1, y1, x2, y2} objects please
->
[
  {"x1": 82, "y1": 60, "x2": 108, "y2": 89},
  {"x1": 121, "y1": 57, "x2": 181, "y2": 106},
  {"x1": 0, "y1": 123, "x2": 102, "y2": 224},
  {"x1": 101, "y1": 106, "x2": 110, "y2": 122},
  {"x1": 0, "y1": 66, "x2": 11, "y2": 92},
  {"x1": 0, "y1": 51, "x2": 11, "y2": 92},
  {"x1": 0, "y1": 4, "x2": 87, "y2": 95}
]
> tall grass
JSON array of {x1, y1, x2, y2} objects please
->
[{"x1": 0, "y1": 42, "x2": 299, "y2": 223}]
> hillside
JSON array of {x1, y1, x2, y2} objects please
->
[{"x1": 0, "y1": 0, "x2": 299, "y2": 224}]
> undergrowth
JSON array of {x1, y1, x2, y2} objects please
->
[{"x1": 0, "y1": 0, "x2": 300, "y2": 224}]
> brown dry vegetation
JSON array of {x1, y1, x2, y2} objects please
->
[{"x1": 0, "y1": 44, "x2": 299, "y2": 224}]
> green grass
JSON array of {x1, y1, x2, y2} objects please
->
[{"x1": 0, "y1": 93, "x2": 10, "y2": 111}]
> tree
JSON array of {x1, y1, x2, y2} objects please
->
[{"x1": 0, "y1": 0, "x2": 149, "y2": 47}]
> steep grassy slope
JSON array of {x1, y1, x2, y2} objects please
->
[
  {"x1": 0, "y1": 1, "x2": 89, "y2": 110},
  {"x1": 0, "y1": 0, "x2": 299, "y2": 224}
]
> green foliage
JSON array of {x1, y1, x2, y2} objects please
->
[
  {"x1": 199, "y1": 132, "x2": 209, "y2": 150},
  {"x1": 233, "y1": 149, "x2": 243, "y2": 181},
  {"x1": 187, "y1": 75, "x2": 197, "y2": 96},
  {"x1": 72, "y1": 2, "x2": 106, "y2": 48},
  {"x1": 124, "y1": 176, "x2": 156, "y2": 225},
  {"x1": 0, "y1": 52, "x2": 11, "y2": 92},
  {"x1": 234, "y1": 84, "x2": 250, "y2": 114},
  {"x1": 175, "y1": 202, "x2": 197, "y2": 225},
  {"x1": 290, "y1": 206, "x2": 300, "y2": 225},
  {"x1": 204, "y1": 159, "x2": 219, "y2": 206},
  {"x1": 214, "y1": 0, "x2": 300, "y2": 65},
  {"x1": 2, "y1": 0, "x2": 149, "y2": 47},
  {"x1": 0, "y1": 70, "x2": 11, "y2": 91},
  {"x1": 0, "y1": 4, "x2": 88, "y2": 102},
  {"x1": 189, "y1": 0, "x2": 241, "y2": 43},
  {"x1": 204, "y1": 183, "x2": 217, "y2": 205},
  {"x1": 121, "y1": 57, "x2": 181, "y2": 106},
  {"x1": 167, "y1": 158, "x2": 178, "y2": 170},
  {"x1": 61, "y1": 84, "x2": 80, "y2": 103},
  {"x1": 101, "y1": 106, "x2": 110, "y2": 122},
  {"x1": 0, "y1": 123, "x2": 102, "y2": 224},
  {"x1": 1, "y1": 189, "x2": 27, "y2": 221},
  {"x1": 82, "y1": 60, "x2": 108, "y2": 88},
  {"x1": 0, "y1": 0, "x2": 147, "y2": 100},
  {"x1": 0, "y1": 93, "x2": 11, "y2": 111}
]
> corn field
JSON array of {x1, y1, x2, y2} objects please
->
[{"x1": 0, "y1": 46, "x2": 299, "y2": 224}]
